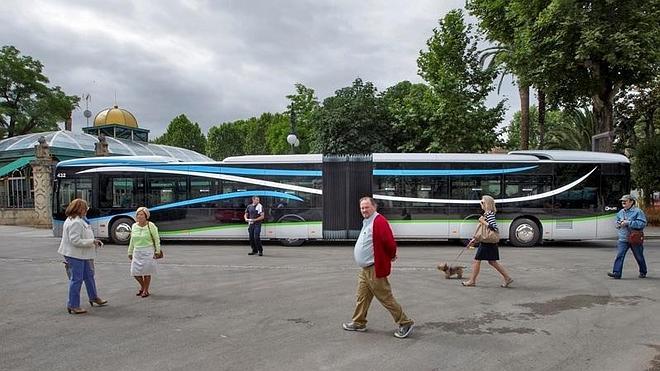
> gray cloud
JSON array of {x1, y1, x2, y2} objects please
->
[{"x1": 1, "y1": 0, "x2": 521, "y2": 138}]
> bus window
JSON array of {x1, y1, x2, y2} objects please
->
[
  {"x1": 148, "y1": 176, "x2": 187, "y2": 207},
  {"x1": 504, "y1": 175, "x2": 552, "y2": 207},
  {"x1": 57, "y1": 178, "x2": 76, "y2": 213},
  {"x1": 554, "y1": 164, "x2": 599, "y2": 210},
  {"x1": 451, "y1": 176, "x2": 501, "y2": 200},
  {"x1": 99, "y1": 176, "x2": 145, "y2": 209},
  {"x1": 190, "y1": 177, "x2": 216, "y2": 200}
]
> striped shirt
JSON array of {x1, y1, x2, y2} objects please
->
[{"x1": 484, "y1": 211, "x2": 498, "y2": 232}]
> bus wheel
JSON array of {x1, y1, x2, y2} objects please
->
[
  {"x1": 278, "y1": 215, "x2": 306, "y2": 246},
  {"x1": 110, "y1": 217, "x2": 133, "y2": 245},
  {"x1": 509, "y1": 218, "x2": 539, "y2": 247}
]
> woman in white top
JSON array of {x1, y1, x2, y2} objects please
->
[
  {"x1": 57, "y1": 199, "x2": 107, "y2": 314},
  {"x1": 128, "y1": 207, "x2": 161, "y2": 298}
]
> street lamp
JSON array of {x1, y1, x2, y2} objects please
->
[{"x1": 287, "y1": 106, "x2": 299, "y2": 152}]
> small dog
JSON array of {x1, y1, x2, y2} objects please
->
[{"x1": 437, "y1": 262, "x2": 465, "y2": 279}]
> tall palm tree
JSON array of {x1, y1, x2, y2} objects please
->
[
  {"x1": 544, "y1": 107, "x2": 595, "y2": 150},
  {"x1": 479, "y1": 44, "x2": 530, "y2": 150}
]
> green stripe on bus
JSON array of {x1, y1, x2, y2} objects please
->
[{"x1": 159, "y1": 221, "x2": 323, "y2": 235}]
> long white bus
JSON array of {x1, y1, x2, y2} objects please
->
[{"x1": 52, "y1": 150, "x2": 629, "y2": 246}]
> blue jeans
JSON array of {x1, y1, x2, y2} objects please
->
[
  {"x1": 248, "y1": 223, "x2": 262, "y2": 253},
  {"x1": 64, "y1": 256, "x2": 98, "y2": 308},
  {"x1": 612, "y1": 241, "x2": 647, "y2": 277}
]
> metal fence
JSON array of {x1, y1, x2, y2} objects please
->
[{"x1": 0, "y1": 166, "x2": 34, "y2": 208}]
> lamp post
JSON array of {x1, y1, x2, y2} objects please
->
[{"x1": 286, "y1": 106, "x2": 299, "y2": 153}]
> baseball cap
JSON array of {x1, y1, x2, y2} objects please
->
[{"x1": 619, "y1": 194, "x2": 636, "y2": 202}]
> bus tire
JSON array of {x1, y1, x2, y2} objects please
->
[
  {"x1": 509, "y1": 218, "x2": 540, "y2": 247},
  {"x1": 278, "y1": 214, "x2": 306, "y2": 246},
  {"x1": 110, "y1": 217, "x2": 134, "y2": 245}
]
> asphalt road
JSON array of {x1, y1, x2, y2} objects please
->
[{"x1": 0, "y1": 225, "x2": 658, "y2": 371}]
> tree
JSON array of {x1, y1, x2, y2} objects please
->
[
  {"x1": 152, "y1": 114, "x2": 206, "y2": 153},
  {"x1": 544, "y1": 107, "x2": 595, "y2": 151},
  {"x1": 631, "y1": 136, "x2": 660, "y2": 206},
  {"x1": 206, "y1": 122, "x2": 245, "y2": 160},
  {"x1": 467, "y1": 1, "x2": 531, "y2": 150},
  {"x1": 0, "y1": 45, "x2": 79, "y2": 138},
  {"x1": 417, "y1": 9, "x2": 504, "y2": 153},
  {"x1": 313, "y1": 78, "x2": 391, "y2": 154},
  {"x1": 285, "y1": 83, "x2": 319, "y2": 153},
  {"x1": 503, "y1": 106, "x2": 563, "y2": 150},
  {"x1": 381, "y1": 81, "x2": 435, "y2": 152},
  {"x1": 614, "y1": 77, "x2": 660, "y2": 152},
  {"x1": 517, "y1": 0, "x2": 660, "y2": 152}
]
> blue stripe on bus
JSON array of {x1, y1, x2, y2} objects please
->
[
  {"x1": 373, "y1": 165, "x2": 538, "y2": 176},
  {"x1": 55, "y1": 190, "x2": 304, "y2": 223}
]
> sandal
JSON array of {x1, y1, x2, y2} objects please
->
[
  {"x1": 501, "y1": 278, "x2": 514, "y2": 288},
  {"x1": 461, "y1": 281, "x2": 476, "y2": 287},
  {"x1": 136, "y1": 290, "x2": 143, "y2": 296},
  {"x1": 141, "y1": 292, "x2": 150, "y2": 298}
]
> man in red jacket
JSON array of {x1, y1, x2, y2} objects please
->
[{"x1": 342, "y1": 197, "x2": 414, "y2": 338}]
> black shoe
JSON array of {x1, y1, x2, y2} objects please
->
[
  {"x1": 607, "y1": 272, "x2": 621, "y2": 279},
  {"x1": 258, "y1": 252, "x2": 263, "y2": 256},
  {"x1": 639, "y1": 273, "x2": 647, "y2": 278},
  {"x1": 248, "y1": 252, "x2": 257, "y2": 255}
]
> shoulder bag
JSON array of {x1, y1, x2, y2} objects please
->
[
  {"x1": 474, "y1": 223, "x2": 500, "y2": 244},
  {"x1": 147, "y1": 223, "x2": 164, "y2": 259},
  {"x1": 628, "y1": 230, "x2": 644, "y2": 247}
]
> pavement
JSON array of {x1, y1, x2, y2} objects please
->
[{"x1": 1, "y1": 225, "x2": 659, "y2": 371}]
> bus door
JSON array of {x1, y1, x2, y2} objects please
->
[{"x1": 322, "y1": 154, "x2": 373, "y2": 240}]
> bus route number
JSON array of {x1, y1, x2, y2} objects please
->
[{"x1": 56, "y1": 172, "x2": 67, "y2": 178}]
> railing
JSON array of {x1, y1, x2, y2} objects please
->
[{"x1": 0, "y1": 167, "x2": 34, "y2": 208}]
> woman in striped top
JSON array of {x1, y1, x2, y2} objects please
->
[{"x1": 462, "y1": 195, "x2": 514, "y2": 288}]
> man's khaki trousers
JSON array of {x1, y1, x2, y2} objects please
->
[{"x1": 351, "y1": 265, "x2": 413, "y2": 327}]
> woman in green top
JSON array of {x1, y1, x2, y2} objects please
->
[{"x1": 128, "y1": 207, "x2": 161, "y2": 298}]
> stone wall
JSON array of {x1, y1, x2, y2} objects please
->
[{"x1": 0, "y1": 208, "x2": 41, "y2": 227}]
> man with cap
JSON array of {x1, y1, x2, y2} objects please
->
[{"x1": 608, "y1": 194, "x2": 648, "y2": 279}]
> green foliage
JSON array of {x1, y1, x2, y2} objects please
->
[
  {"x1": 504, "y1": 106, "x2": 595, "y2": 150},
  {"x1": 631, "y1": 136, "x2": 660, "y2": 206},
  {"x1": 285, "y1": 84, "x2": 319, "y2": 153},
  {"x1": 614, "y1": 77, "x2": 660, "y2": 152},
  {"x1": 417, "y1": 10, "x2": 504, "y2": 152},
  {"x1": 314, "y1": 78, "x2": 391, "y2": 154},
  {"x1": 206, "y1": 121, "x2": 245, "y2": 160},
  {"x1": 516, "y1": 0, "x2": 660, "y2": 143},
  {"x1": 381, "y1": 81, "x2": 434, "y2": 152},
  {"x1": 152, "y1": 114, "x2": 206, "y2": 153},
  {"x1": 0, "y1": 45, "x2": 79, "y2": 138}
]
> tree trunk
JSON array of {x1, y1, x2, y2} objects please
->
[
  {"x1": 590, "y1": 62, "x2": 616, "y2": 152},
  {"x1": 537, "y1": 89, "x2": 546, "y2": 149},
  {"x1": 519, "y1": 84, "x2": 530, "y2": 150}
]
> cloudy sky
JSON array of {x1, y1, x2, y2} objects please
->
[{"x1": 1, "y1": 0, "x2": 520, "y2": 138}]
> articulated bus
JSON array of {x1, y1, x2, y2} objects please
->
[{"x1": 52, "y1": 150, "x2": 629, "y2": 246}]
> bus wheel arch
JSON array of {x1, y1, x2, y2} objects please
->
[
  {"x1": 110, "y1": 216, "x2": 134, "y2": 245},
  {"x1": 508, "y1": 216, "x2": 541, "y2": 247},
  {"x1": 277, "y1": 214, "x2": 306, "y2": 246}
]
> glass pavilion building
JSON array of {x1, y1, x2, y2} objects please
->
[{"x1": 0, "y1": 105, "x2": 210, "y2": 227}]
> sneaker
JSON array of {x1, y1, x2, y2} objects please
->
[
  {"x1": 258, "y1": 252, "x2": 263, "y2": 256},
  {"x1": 639, "y1": 273, "x2": 647, "y2": 278},
  {"x1": 394, "y1": 323, "x2": 414, "y2": 339},
  {"x1": 342, "y1": 322, "x2": 366, "y2": 332},
  {"x1": 607, "y1": 272, "x2": 621, "y2": 279},
  {"x1": 248, "y1": 252, "x2": 257, "y2": 255}
]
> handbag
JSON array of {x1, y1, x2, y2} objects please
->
[
  {"x1": 474, "y1": 223, "x2": 500, "y2": 244},
  {"x1": 628, "y1": 230, "x2": 644, "y2": 246},
  {"x1": 147, "y1": 223, "x2": 164, "y2": 259}
]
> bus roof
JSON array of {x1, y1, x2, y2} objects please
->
[
  {"x1": 58, "y1": 150, "x2": 630, "y2": 167},
  {"x1": 508, "y1": 150, "x2": 630, "y2": 163}
]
